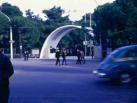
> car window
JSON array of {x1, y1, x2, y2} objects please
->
[
  {"x1": 110, "y1": 48, "x2": 128, "y2": 58},
  {"x1": 110, "y1": 46, "x2": 137, "y2": 58},
  {"x1": 115, "y1": 50, "x2": 128, "y2": 58},
  {"x1": 124, "y1": 49, "x2": 137, "y2": 57}
]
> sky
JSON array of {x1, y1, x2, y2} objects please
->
[{"x1": 0, "y1": 0, "x2": 115, "y2": 21}]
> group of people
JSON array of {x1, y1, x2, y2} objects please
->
[
  {"x1": 76, "y1": 46, "x2": 94, "y2": 64},
  {"x1": 55, "y1": 48, "x2": 87, "y2": 66},
  {"x1": 76, "y1": 49, "x2": 85, "y2": 64},
  {"x1": 55, "y1": 49, "x2": 67, "y2": 66}
]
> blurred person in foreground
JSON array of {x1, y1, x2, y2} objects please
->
[{"x1": 0, "y1": 43, "x2": 14, "y2": 103}]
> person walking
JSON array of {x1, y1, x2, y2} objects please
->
[
  {"x1": 76, "y1": 49, "x2": 81, "y2": 64},
  {"x1": 24, "y1": 50, "x2": 29, "y2": 61},
  {"x1": 55, "y1": 49, "x2": 61, "y2": 66},
  {"x1": 80, "y1": 50, "x2": 85, "y2": 64},
  {"x1": 62, "y1": 49, "x2": 67, "y2": 65},
  {"x1": 0, "y1": 43, "x2": 14, "y2": 103},
  {"x1": 91, "y1": 46, "x2": 94, "y2": 59}
]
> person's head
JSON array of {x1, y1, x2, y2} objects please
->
[
  {"x1": 63, "y1": 49, "x2": 66, "y2": 52},
  {"x1": 57, "y1": 49, "x2": 60, "y2": 52}
]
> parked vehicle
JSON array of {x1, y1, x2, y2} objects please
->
[{"x1": 93, "y1": 45, "x2": 137, "y2": 84}]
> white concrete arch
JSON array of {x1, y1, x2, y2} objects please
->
[{"x1": 40, "y1": 25, "x2": 81, "y2": 59}]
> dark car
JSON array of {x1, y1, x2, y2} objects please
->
[{"x1": 93, "y1": 45, "x2": 137, "y2": 84}]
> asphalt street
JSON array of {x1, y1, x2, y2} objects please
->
[{"x1": 8, "y1": 58, "x2": 137, "y2": 103}]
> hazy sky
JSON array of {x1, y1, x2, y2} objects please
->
[{"x1": 0, "y1": 0, "x2": 115, "y2": 21}]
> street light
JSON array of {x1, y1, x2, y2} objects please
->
[
  {"x1": 89, "y1": 13, "x2": 92, "y2": 27},
  {"x1": 0, "y1": 11, "x2": 14, "y2": 59},
  {"x1": 18, "y1": 30, "x2": 23, "y2": 57},
  {"x1": 84, "y1": 14, "x2": 87, "y2": 57},
  {"x1": 83, "y1": 13, "x2": 94, "y2": 57}
]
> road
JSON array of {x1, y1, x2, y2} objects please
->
[{"x1": 9, "y1": 58, "x2": 137, "y2": 103}]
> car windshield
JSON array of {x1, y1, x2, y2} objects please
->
[
  {"x1": 110, "y1": 46, "x2": 137, "y2": 58},
  {"x1": 110, "y1": 48, "x2": 127, "y2": 58}
]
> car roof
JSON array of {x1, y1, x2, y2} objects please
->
[
  {"x1": 109, "y1": 45, "x2": 137, "y2": 57},
  {"x1": 117, "y1": 45, "x2": 137, "y2": 50}
]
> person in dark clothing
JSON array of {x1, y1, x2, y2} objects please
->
[
  {"x1": 76, "y1": 49, "x2": 81, "y2": 64},
  {"x1": 91, "y1": 46, "x2": 94, "y2": 59},
  {"x1": 0, "y1": 43, "x2": 14, "y2": 103},
  {"x1": 24, "y1": 50, "x2": 29, "y2": 61},
  {"x1": 55, "y1": 49, "x2": 61, "y2": 66},
  {"x1": 80, "y1": 50, "x2": 85, "y2": 64},
  {"x1": 62, "y1": 49, "x2": 67, "y2": 65}
]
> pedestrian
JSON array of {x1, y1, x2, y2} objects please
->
[
  {"x1": 55, "y1": 49, "x2": 61, "y2": 66},
  {"x1": 76, "y1": 49, "x2": 81, "y2": 64},
  {"x1": 80, "y1": 50, "x2": 85, "y2": 64},
  {"x1": 24, "y1": 50, "x2": 29, "y2": 61},
  {"x1": 91, "y1": 46, "x2": 94, "y2": 59},
  {"x1": 0, "y1": 43, "x2": 14, "y2": 103},
  {"x1": 62, "y1": 49, "x2": 67, "y2": 65}
]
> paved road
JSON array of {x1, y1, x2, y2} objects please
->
[{"x1": 8, "y1": 59, "x2": 137, "y2": 103}]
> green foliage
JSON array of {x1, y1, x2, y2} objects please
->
[
  {"x1": 92, "y1": 0, "x2": 137, "y2": 56},
  {"x1": 43, "y1": 6, "x2": 70, "y2": 25},
  {"x1": 0, "y1": 2, "x2": 92, "y2": 54},
  {"x1": 2, "y1": 1, "x2": 137, "y2": 56},
  {"x1": 42, "y1": 6, "x2": 74, "y2": 50},
  {"x1": 0, "y1": 15, "x2": 10, "y2": 34},
  {"x1": 25, "y1": 9, "x2": 34, "y2": 19},
  {"x1": 1, "y1": 3, "x2": 23, "y2": 17}
]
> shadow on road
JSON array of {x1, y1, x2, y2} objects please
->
[{"x1": 95, "y1": 79, "x2": 137, "y2": 86}]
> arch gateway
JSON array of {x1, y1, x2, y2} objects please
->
[
  {"x1": 40, "y1": 25, "x2": 96, "y2": 59},
  {"x1": 40, "y1": 25, "x2": 81, "y2": 59}
]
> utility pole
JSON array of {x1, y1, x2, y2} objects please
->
[
  {"x1": 84, "y1": 33, "x2": 87, "y2": 57},
  {"x1": 19, "y1": 30, "x2": 23, "y2": 57},
  {"x1": 84, "y1": 14, "x2": 87, "y2": 57},
  {"x1": 90, "y1": 13, "x2": 92, "y2": 28},
  {"x1": 89, "y1": 13, "x2": 91, "y2": 56}
]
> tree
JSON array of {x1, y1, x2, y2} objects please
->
[
  {"x1": 42, "y1": 6, "x2": 72, "y2": 49},
  {"x1": 92, "y1": 0, "x2": 137, "y2": 58},
  {"x1": 0, "y1": 3, "x2": 23, "y2": 17},
  {"x1": 0, "y1": 3, "x2": 23, "y2": 52},
  {"x1": 25, "y1": 9, "x2": 34, "y2": 19},
  {"x1": 43, "y1": 6, "x2": 70, "y2": 25},
  {"x1": 0, "y1": 15, "x2": 9, "y2": 35}
]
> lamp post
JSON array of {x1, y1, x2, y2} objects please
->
[
  {"x1": 18, "y1": 30, "x2": 23, "y2": 57},
  {"x1": 84, "y1": 33, "x2": 87, "y2": 57},
  {"x1": 90, "y1": 13, "x2": 92, "y2": 28},
  {"x1": 0, "y1": 11, "x2": 14, "y2": 59},
  {"x1": 84, "y1": 13, "x2": 93, "y2": 57},
  {"x1": 84, "y1": 14, "x2": 87, "y2": 57},
  {"x1": 89, "y1": 13, "x2": 94, "y2": 56}
]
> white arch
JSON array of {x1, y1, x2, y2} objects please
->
[{"x1": 40, "y1": 25, "x2": 81, "y2": 59}]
